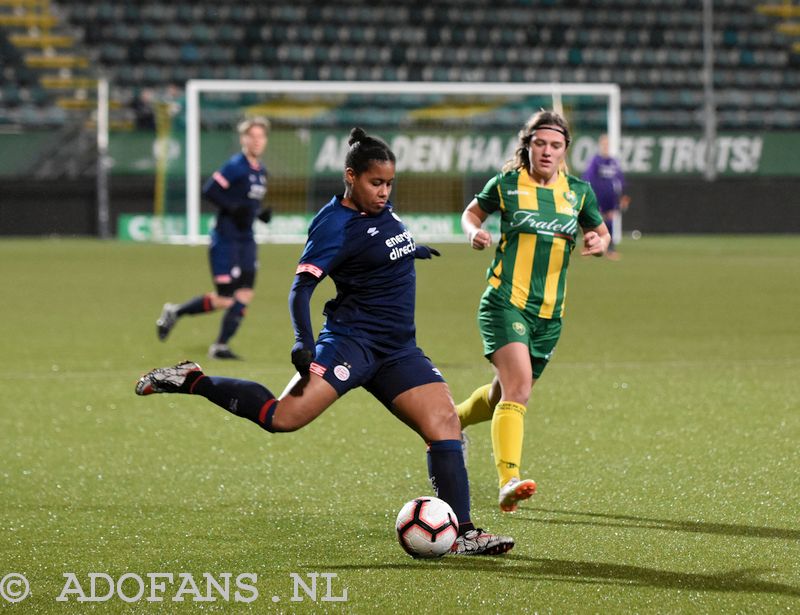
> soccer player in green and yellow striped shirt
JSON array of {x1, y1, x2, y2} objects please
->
[{"x1": 458, "y1": 110, "x2": 611, "y2": 512}]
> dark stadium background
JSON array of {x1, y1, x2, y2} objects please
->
[{"x1": 1, "y1": 0, "x2": 798, "y2": 235}]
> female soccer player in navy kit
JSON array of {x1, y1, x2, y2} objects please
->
[
  {"x1": 137, "y1": 128, "x2": 514, "y2": 556},
  {"x1": 155, "y1": 117, "x2": 273, "y2": 360}
]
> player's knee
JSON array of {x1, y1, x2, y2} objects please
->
[
  {"x1": 424, "y1": 406, "x2": 461, "y2": 441},
  {"x1": 499, "y1": 382, "x2": 531, "y2": 405},
  {"x1": 497, "y1": 370, "x2": 533, "y2": 402},
  {"x1": 268, "y1": 402, "x2": 314, "y2": 433},
  {"x1": 215, "y1": 295, "x2": 235, "y2": 309},
  {"x1": 268, "y1": 413, "x2": 300, "y2": 433},
  {"x1": 234, "y1": 288, "x2": 253, "y2": 304},
  {"x1": 266, "y1": 421, "x2": 295, "y2": 433},
  {"x1": 442, "y1": 409, "x2": 462, "y2": 437}
]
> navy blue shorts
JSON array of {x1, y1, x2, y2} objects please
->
[
  {"x1": 208, "y1": 231, "x2": 257, "y2": 294},
  {"x1": 309, "y1": 333, "x2": 446, "y2": 408}
]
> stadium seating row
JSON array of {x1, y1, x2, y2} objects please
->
[
  {"x1": 0, "y1": 0, "x2": 797, "y2": 131},
  {"x1": 83, "y1": 40, "x2": 789, "y2": 72}
]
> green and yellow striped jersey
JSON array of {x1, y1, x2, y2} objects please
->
[{"x1": 476, "y1": 168, "x2": 603, "y2": 319}]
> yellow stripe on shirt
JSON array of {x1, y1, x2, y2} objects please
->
[
  {"x1": 511, "y1": 233, "x2": 536, "y2": 309},
  {"x1": 509, "y1": 174, "x2": 539, "y2": 310},
  {"x1": 540, "y1": 237, "x2": 567, "y2": 318}
]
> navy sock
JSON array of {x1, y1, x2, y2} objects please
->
[
  {"x1": 177, "y1": 294, "x2": 214, "y2": 316},
  {"x1": 190, "y1": 375, "x2": 278, "y2": 432},
  {"x1": 217, "y1": 301, "x2": 246, "y2": 344},
  {"x1": 427, "y1": 439, "x2": 474, "y2": 534}
]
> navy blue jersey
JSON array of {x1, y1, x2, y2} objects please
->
[
  {"x1": 296, "y1": 196, "x2": 418, "y2": 349},
  {"x1": 202, "y1": 152, "x2": 267, "y2": 237}
]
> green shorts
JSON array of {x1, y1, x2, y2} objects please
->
[{"x1": 477, "y1": 288, "x2": 562, "y2": 380}]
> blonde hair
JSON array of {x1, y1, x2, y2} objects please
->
[
  {"x1": 237, "y1": 116, "x2": 271, "y2": 136},
  {"x1": 502, "y1": 109, "x2": 571, "y2": 173}
]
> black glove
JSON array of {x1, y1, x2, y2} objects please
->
[
  {"x1": 414, "y1": 245, "x2": 441, "y2": 259},
  {"x1": 230, "y1": 205, "x2": 252, "y2": 230},
  {"x1": 257, "y1": 207, "x2": 272, "y2": 224},
  {"x1": 291, "y1": 341, "x2": 315, "y2": 375}
]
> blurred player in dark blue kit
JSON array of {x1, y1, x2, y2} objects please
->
[
  {"x1": 137, "y1": 127, "x2": 515, "y2": 556},
  {"x1": 581, "y1": 133, "x2": 630, "y2": 260},
  {"x1": 156, "y1": 117, "x2": 273, "y2": 359}
]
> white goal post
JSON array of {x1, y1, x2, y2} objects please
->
[{"x1": 184, "y1": 80, "x2": 621, "y2": 245}]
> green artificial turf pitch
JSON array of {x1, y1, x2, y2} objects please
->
[{"x1": 1, "y1": 236, "x2": 798, "y2": 613}]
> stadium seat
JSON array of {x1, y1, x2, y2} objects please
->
[
  {"x1": 0, "y1": 0, "x2": 795, "y2": 130},
  {"x1": 2, "y1": 84, "x2": 21, "y2": 107}
]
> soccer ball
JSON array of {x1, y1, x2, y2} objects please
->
[{"x1": 395, "y1": 496, "x2": 459, "y2": 558}]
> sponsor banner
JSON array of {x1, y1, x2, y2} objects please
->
[
  {"x1": 117, "y1": 214, "x2": 216, "y2": 242},
  {"x1": 101, "y1": 130, "x2": 795, "y2": 178},
  {"x1": 1, "y1": 130, "x2": 798, "y2": 178},
  {"x1": 570, "y1": 134, "x2": 765, "y2": 176},
  {"x1": 312, "y1": 132, "x2": 518, "y2": 176},
  {"x1": 117, "y1": 213, "x2": 309, "y2": 242},
  {"x1": 314, "y1": 132, "x2": 769, "y2": 177},
  {"x1": 117, "y1": 213, "x2": 500, "y2": 243}
]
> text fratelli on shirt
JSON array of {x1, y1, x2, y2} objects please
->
[{"x1": 509, "y1": 211, "x2": 579, "y2": 236}]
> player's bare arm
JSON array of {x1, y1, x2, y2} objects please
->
[{"x1": 462, "y1": 200, "x2": 492, "y2": 250}]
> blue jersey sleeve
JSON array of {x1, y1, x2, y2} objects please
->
[
  {"x1": 202, "y1": 153, "x2": 267, "y2": 235},
  {"x1": 202, "y1": 156, "x2": 249, "y2": 211},
  {"x1": 296, "y1": 206, "x2": 351, "y2": 279},
  {"x1": 288, "y1": 273, "x2": 319, "y2": 347},
  {"x1": 216, "y1": 157, "x2": 248, "y2": 187},
  {"x1": 202, "y1": 179, "x2": 241, "y2": 211}
]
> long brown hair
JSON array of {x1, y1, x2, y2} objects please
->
[{"x1": 502, "y1": 109, "x2": 571, "y2": 173}]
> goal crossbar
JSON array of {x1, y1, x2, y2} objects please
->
[{"x1": 185, "y1": 80, "x2": 621, "y2": 244}]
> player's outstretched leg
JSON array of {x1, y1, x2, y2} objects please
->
[
  {"x1": 451, "y1": 528, "x2": 515, "y2": 556},
  {"x1": 136, "y1": 361, "x2": 203, "y2": 395},
  {"x1": 135, "y1": 361, "x2": 280, "y2": 432}
]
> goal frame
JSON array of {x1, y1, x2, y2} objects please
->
[{"x1": 184, "y1": 80, "x2": 621, "y2": 245}]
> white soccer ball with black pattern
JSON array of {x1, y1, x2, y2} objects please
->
[{"x1": 395, "y1": 496, "x2": 459, "y2": 558}]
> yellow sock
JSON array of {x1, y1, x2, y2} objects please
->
[
  {"x1": 491, "y1": 401, "x2": 527, "y2": 487},
  {"x1": 456, "y1": 383, "x2": 494, "y2": 427}
]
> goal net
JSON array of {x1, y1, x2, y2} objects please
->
[{"x1": 160, "y1": 81, "x2": 620, "y2": 244}]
